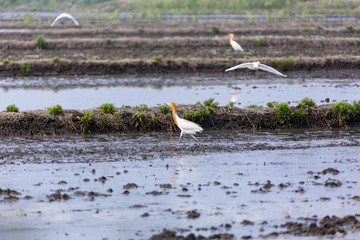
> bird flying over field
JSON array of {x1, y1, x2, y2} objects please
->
[
  {"x1": 225, "y1": 61, "x2": 287, "y2": 77},
  {"x1": 51, "y1": 13, "x2": 80, "y2": 27},
  {"x1": 228, "y1": 33, "x2": 244, "y2": 52},
  {"x1": 165, "y1": 102, "x2": 204, "y2": 150}
]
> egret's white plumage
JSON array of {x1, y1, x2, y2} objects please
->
[
  {"x1": 165, "y1": 102, "x2": 203, "y2": 150},
  {"x1": 228, "y1": 33, "x2": 244, "y2": 52},
  {"x1": 225, "y1": 61, "x2": 287, "y2": 77},
  {"x1": 51, "y1": 13, "x2": 80, "y2": 27}
]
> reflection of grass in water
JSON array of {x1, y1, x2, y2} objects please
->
[{"x1": 151, "y1": 85, "x2": 162, "y2": 90}]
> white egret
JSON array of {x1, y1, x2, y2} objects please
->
[
  {"x1": 51, "y1": 13, "x2": 80, "y2": 27},
  {"x1": 225, "y1": 61, "x2": 287, "y2": 77},
  {"x1": 228, "y1": 33, "x2": 244, "y2": 52},
  {"x1": 165, "y1": 102, "x2": 204, "y2": 150}
]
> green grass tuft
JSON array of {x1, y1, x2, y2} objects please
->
[
  {"x1": 267, "y1": 102, "x2": 274, "y2": 108},
  {"x1": 332, "y1": 100, "x2": 353, "y2": 120},
  {"x1": 99, "y1": 103, "x2": 116, "y2": 114},
  {"x1": 5, "y1": 104, "x2": 19, "y2": 112},
  {"x1": 203, "y1": 98, "x2": 219, "y2": 108},
  {"x1": 20, "y1": 62, "x2": 31, "y2": 76},
  {"x1": 274, "y1": 102, "x2": 292, "y2": 127},
  {"x1": 184, "y1": 108, "x2": 211, "y2": 122},
  {"x1": 298, "y1": 97, "x2": 316, "y2": 108},
  {"x1": 36, "y1": 34, "x2": 48, "y2": 49},
  {"x1": 47, "y1": 104, "x2": 63, "y2": 115},
  {"x1": 106, "y1": 38, "x2": 112, "y2": 45},
  {"x1": 302, "y1": 27, "x2": 311, "y2": 33},
  {"x1": 151, "y1": 55, "x2": 163, "y2": 63},
  {"x1": 132, "y1": 111, "x2": 145, "y2": 128},
  {"x1": 159, "y1": 105, "x2": 170, "y2": 114},
  {"x1": 77, "y1": 112, "x2": 95, "y2": 134},
  {"x1": 139, "y1": 104, "x2": 148, "y2": 110},
  {"x1": 211, "y1": 26, "x2": 219, "y2": 34}
]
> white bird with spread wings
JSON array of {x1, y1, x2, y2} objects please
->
[
  {"x1": 225, "y1": 61, "x2": 287, "y2": 77},
  {"x1": 51, "y1": 13, "x2": 80, "y2": 27}
]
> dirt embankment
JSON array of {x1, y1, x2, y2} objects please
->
[
  {"x1": 1, "y1": 20, "x2": 360, "y2": 76},
  {"x1": 1, "y1": 56, "x2": 360, "y2": 77},
  {"x1": 0, "y1": 104, "x2": 358, "y2": 136}
]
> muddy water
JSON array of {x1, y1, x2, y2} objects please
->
[
  {"x1": 0, "y1": 75, "x2": 359, "y2": 110},
  {"x1": 0, "y1": 129, "x2": 360, "y2": 239}
]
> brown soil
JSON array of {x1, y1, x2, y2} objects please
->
[
  {"x1": 1, "y1": 21, "x2": 360, "y2": 76},
  {"x1": 262, "y1": 215, "x2": 360, "y2": 238},
  {"x1": 150, "y1": 229, "x2": 234, "y2": 240},
  {"x1": 0, "y1": 104, "x2": 357, "y2": 136}
]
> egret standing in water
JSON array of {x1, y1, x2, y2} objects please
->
[
  {"x1": 228, "y1": 33, "x2": 244, "y2": 52},
  {"x1": 225, "y1": 61, "x2": 287, "y2": 77},
  {"x1": 165, "y1": 102, "x2": 204, "y2": 151},
  {"x1": 51, "y1": 13, "x2": 80, "y2": 27}
]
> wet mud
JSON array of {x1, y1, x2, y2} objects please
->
[{"x1": 0, "y1": 129, "x2": 360, "y2": 239}]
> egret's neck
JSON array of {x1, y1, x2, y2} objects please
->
[
  {"x1": 229, "y1": 34, "x2": 234, "y2": 44},
  {"x1": 172, "y1": 109, "x2": 179, "y2": 126}
]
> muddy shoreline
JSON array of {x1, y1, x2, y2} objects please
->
[{"x1": 0, "y1": 104, "x2": 358, "y2": 136}]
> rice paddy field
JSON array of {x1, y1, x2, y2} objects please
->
[{"x1": 0, "y1": 11, "x2": 360, "y2": 240}]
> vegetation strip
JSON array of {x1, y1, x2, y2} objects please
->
[
  {"x1": 0, "y1": 100, "x2": 359, "y2": 136},
  {"x1": 1, "y1": 56, "x2": 360, "y2": 77}
]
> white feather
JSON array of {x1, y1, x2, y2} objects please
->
[
  {"x1": 176, "y1": 116, "x2": 203, "y2": 135},
  {"x1": 230, "y1": 40, "x2": 244, "y2": 52},
  {"x1": 51, "y1": 13, "x2": 80, "y2": 27},
  {"x1": 258, "y1": 63, "x2": 287, "y2": 77},
  {"x1": 225, "y1": 62, "x2": 254, "y2": 72},
  {"x1": 225, "y1": 61, "x2": 287, "y2": 77}
]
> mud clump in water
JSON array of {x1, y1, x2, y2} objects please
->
[
  {"x1": 149, "y1": 229, "x2": 234, "y2": 240},
  {"x1": 321, "y1": 168, "x2": 340, "y2": 175},
  {"x1": 261, "y1": 215, "x2": 360, "y2": 238},
  {"x1": 324, "y1": 180, "x2": 342, "y2": 187},
  {"x1": 47, "y1": 190, "x2": 71, "y2": 202},
  {"x1": 0, "y1": 188, "x2": 21, "y2": 202},
  {"x1": 123, "y1": 183, "x2": 138, "y2": 189},
  {"x1": 187, "y1": 210, "x2": 201, "y2": 219}
]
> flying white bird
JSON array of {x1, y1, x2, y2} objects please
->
[
  {"x1": 228, "y1": 33, "x2": 244, "y2": 52},
  {"x1": 165, "y1": 102, "x2": 204, "y2": 150},
  {"x1": 51, "y1": 13, "x2": 80, "y2": 27},
  {"x1": 225, "y1": 61, "x2": 287, "y2": 77}
]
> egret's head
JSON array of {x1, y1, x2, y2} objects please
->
[
  {"x1": 228, "y1": 33, "x2": 234, "y2": 38},
  {"x1": 165, "y1": 102, "x2": 177, "y2": 112}
]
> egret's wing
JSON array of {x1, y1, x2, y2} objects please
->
[
  {"x1": 51, "y1": 13, "x2": 79, "y2": 27},
  {"x1": 258, "y1": 63, "x2": 287, "y2": 77},
  {"x1": 178, "y1": 118, "x2": 203, "y2": 133},
  {"x1": 230, "y1": 93, "x2": 240, "y2": 103},
  {"x1": 225, "y1": 62, "x2": 253, "y2": 72},
  {"x1": 230, "y1": 40, "x2": 244, "y2": 52}
]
